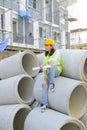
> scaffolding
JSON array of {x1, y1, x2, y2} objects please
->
[
  {"x1": 58, "y1": 0, "x2": 77, "y2": 7},
  {"x1": 70, "y1": 28, "x2": 87, "y2": 49}
]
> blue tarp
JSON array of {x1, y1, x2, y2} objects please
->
[
  {"x1": 18, "y1": 10, "x2": 32, "y2": 19},
  {"x1": 0, "y1": 37, "x2": 11, "y2": 52}
]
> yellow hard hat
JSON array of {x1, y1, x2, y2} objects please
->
[{"x1": 44, "y1": 38, "x2": 55, "y2": 45}]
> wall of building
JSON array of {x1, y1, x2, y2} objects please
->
[{"x1": 0, "y1": 0, "x2": 73, "y2": 51}]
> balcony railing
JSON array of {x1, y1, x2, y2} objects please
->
[
  {"x1": 28, "y1": 7, "x2": 42, "y2": 21},
  {"x1": 0, "y1": 0, "x2": 19, "y2": 12},
  {"x1": 13, "y1": 33, "x2": 34, "y2": 45}
]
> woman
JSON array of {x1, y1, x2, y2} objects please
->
[{"x1": 40, "y1": 38, "x2": 62, "y2": 112}]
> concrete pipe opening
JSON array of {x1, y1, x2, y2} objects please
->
[
  {"x1": 60, "y1": 122, "x2": 84, "y2": 130},
  {"x1": 69, "y1": 84, "x2": 87, "y2": 119},
  {"x1": 18, "y1": 76, "x2": 34, "y2": 104},
  {"x1": 22, "y1": 52, "x2": 39, "y2": 77},
  {"x1": 13, "y1": 107, "x2": 29, "y2": 130},
  {"x1": 82, "y1": 58, "x2": 87, "y2": 81}
]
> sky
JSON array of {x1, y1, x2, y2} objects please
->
[{"x1": 68, "y1": 0, "x2": 87, "y2": 28}]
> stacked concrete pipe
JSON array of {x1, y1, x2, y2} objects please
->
[
  {"x1": 0, "y1": 74, "x2": 34, "y2": 105},
  {"x1": 24, "y1": 107, "x2": 86, "y2": 130},
  {"x1": 34, "y1": 73, "x2": 87, "y2": 119},
  {"x1": 0, "y1": 50, "x2": 39, "y2": 79},
  {"x1": 0, "y1": 50, "x2": 39, "y2": 129},
  {"x1": 0, "y1": 104, "x2": 31, "y2": 130},
  {"x1": 37, "y1": 49, "x2": 87, "y2": 82}
]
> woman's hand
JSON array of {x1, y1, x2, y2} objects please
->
[
  {"x1": 40, "y1": 63, "x2": 45, "y2": 70},
  {"x1": 40, "y1": 61, "x2": 48, "y2": 69},
  {"x1": 48, "y1": 61, "x2": 54, "y2": 66}
]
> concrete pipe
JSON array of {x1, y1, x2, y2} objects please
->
[
  {"x1": 59, "y1": 49, "x2": 87, "y2": 82},
  {"x1": 30, "y1": 100, "x2": 41, "y2": 109},
  {"x1": 24, "y1": 107, "x2": 86, "y2": 130},
  {"x1": 37, "y1": 53, "x2": 44, "y2": 66},
  {"x1": 0, "y1": 50, "x2": 39, "y2": 79},
  {"x1": 34, "y1": 73, "x2": 87, "y2": 119},
  {"x1": 80, "y1": 112, "x2": 87, "y2": 129},
  {"x1": 36, "y1": 50, "x2": 87, "y2": 82},
  {"x1": 0, "y1": 104, "x2": 31, "y2": 130},
  {"x1": 0, "y1": 74, "x2": 34, "y2": 105}
]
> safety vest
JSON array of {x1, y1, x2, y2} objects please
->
[{"x1": 44, "y1": 50, "x2": 62, "y2": 73}]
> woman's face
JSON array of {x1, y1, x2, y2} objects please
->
[{"x1": 44, "y1": 45, "x2": 53, "y2": 52}]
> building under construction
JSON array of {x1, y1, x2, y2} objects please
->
[
  {"x1": 0, "y1": 1, "x2": 87, "y2": 130},
  {"x1": 0, "y1": 0, "x2": 77, "y2": 55}
]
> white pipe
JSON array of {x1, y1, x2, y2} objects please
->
[
  {"x1": 0, "y1": 104, "x2": 31, "y2": 130},
  {"x1": 0, "y1": 74, "x2": 34, "y2": 105},
  {"x1": 32, "y1": 65, "x2": 51, "y2": 71},
  {"x1": 37, "y1": 50, "x2": 87, "y2": 82},
  {"x1": 24, "y1": 107, "x2": 86, "y2": 130},
  {"x1": 0, "y1": 50, "x2": 39, "y2": 79},
  {"x1": 34, "y1": 73, "x2": 87, "y2": 119}
]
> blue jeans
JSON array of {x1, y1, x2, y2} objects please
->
[{"x1": 42, "y1": 65, "x2": 60, "y2": 106}]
